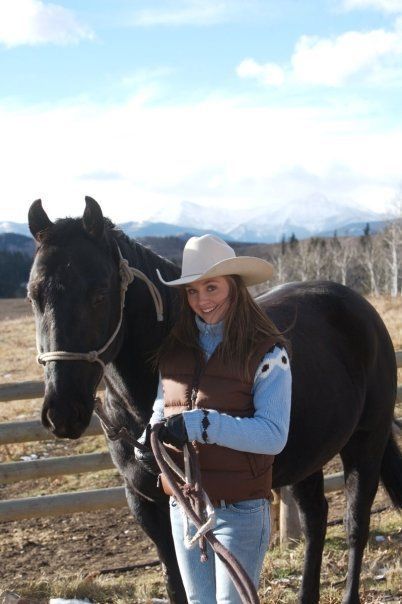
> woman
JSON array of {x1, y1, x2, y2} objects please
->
[{"x1": 144, "y1": 234, "x2": 291, "y2": 603}]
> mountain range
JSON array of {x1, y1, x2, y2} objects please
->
[{"x1": 1, "y1": 194, "x2": 390, "y2": 244}]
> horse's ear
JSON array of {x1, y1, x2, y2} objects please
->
[
  {"x1": 28, "y1": 199, "x2": 53, "y2": 241},
  {"x1": 83, "y1": 196, "x2": 104, "y2": 240}
]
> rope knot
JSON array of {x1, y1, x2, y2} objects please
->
[
  {"x1": 87, "y1": 351, "x2": 98, "y2": 362},
  {"x1": 119, "y1": 258, "x2": 135, "y2": 289},
  {"x1": 181, "y1": 482, "x2": 200, "y2": 505}
]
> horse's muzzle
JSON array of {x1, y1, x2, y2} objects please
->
[{"x1": 41, "y1": 396, "x2": 93, "y2": 439}]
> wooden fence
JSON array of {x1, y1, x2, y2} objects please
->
[{"x1": 1, "y1": 351, "x2": 401, "y2": 544}]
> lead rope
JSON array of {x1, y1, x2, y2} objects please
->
[
  {"x1": 37, "y1": 244, "x2": 163, "y2": 369},
  {"x1": 150, "y1": 425, "x2": 260, "y2": 604}
]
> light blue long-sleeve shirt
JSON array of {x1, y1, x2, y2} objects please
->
[{"x1": 147, "y1": 315, "x2": 292, "y2": 456}]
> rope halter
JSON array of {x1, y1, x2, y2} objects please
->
[{"x1": 37, "y1": 244, "x2": 164, "y2": 372}]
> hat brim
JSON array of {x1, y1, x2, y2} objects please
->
[{"x1": 156, "y1": 256, "x2": 274, "y2": 287}]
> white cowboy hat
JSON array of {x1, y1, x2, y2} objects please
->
[{"x1": 156, "y1": 234, "x2": 274, "y2": 287}]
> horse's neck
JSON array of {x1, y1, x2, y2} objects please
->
[
  {"x1": 117, "y1": 234, "x2": 179, "y2": 343},
  {"x1": 105, "y1": 233, "x2": 178, "y2": 420}
]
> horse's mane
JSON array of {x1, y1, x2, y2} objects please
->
[
  {"x1": 38, "y1": 216, "x2": 116, "y2": 247},
  {"x1": 109, "y1": 223, "x2": 181, "y2": 283},
  {"x1": 109, "y1": 226, "x2": 180, "y2": 330}
]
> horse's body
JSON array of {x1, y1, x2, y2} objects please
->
[{"x1": 27, "y1": 198, "x2": 402, "y2": 604}]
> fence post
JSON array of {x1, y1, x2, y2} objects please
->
[
  {"x1": 279, "y1": 486, "x2": 302, "y2": 546},
  {"x1": 270, "y1": 489, "x2": 281, "y2": 546}
]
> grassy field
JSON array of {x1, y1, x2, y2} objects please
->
[{"x1": 0, "y1": 295, "x2": 401, "y2": 603}]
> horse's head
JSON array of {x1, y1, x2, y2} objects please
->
[{"x1": 27, "y1": 197, "x2": 123, "y2": 438}]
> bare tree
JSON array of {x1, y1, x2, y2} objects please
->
[
  {"x1": 329, "y1": 233, "x2": 355, "y2": 286},
  {"x1": 306, "y1": 237, "x2": 327, "y2": 280},
  {"x1": 380, "y1": 195, "x2": 402, "y2": 297},
  {"x1": 359, "y1": 224, "x2": 381, "y2": 296}
]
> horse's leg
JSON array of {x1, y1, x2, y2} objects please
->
[
  {"x1": 339, "y1": 431, "x2": 383, "y2": 604},
  {"x1": 125, "y1": 479, "x2": 187, "y2": 604},
  {"x1": 290, "y1": 470, "x2": 328, "y2": 604},
  {"x1": 108, "y1": 439, "x2": 187, "y2": 604}
]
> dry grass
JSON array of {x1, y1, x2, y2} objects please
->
[
  {"x1": 367, "y1": 295, "x2": 402, "y2": 350},
  {"x1": 2, "y1": 569, "x2": 166, "y2": 604},
  {"x1": 259, "y1": 508, "x2": 402, "y2": 604}
]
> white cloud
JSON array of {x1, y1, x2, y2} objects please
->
[
  {"x1": 0, "y1": 92, "x2": 400, "y2": 222},
  {"x1": 292, "y1": 29, "x2": 402, "y2": 86},
  {"x1": 0, "y1": 0, "x2": 93, "y2": 47},
  {"x1": 342, "y1": 0, "x2": 402, "y2": 13},
  {"x1": 237, "y1": 59, "x2": 285, "y2": 86},
  {"x1": 238, "y1": 25, "x2": 402, "y2": 87}
]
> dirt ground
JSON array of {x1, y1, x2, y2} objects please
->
[
  {"x1": 0, "y1": 431, "x2": 161, "y2": 590},
  {"x1": 0, "y1": 507, "x2": 158, "y2": 584}
]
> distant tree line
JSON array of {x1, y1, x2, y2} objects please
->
[
  {"x1": 265, "y1": 217, "x2": 402, "y2": 297},
  {"x1": 0, "y1": 251, "x2": 32, "y2": 297}
]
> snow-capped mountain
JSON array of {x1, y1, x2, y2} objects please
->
[
  {"x1": 0, "y1": 221, "x2": 31, "y2": 237},
  {"x1": 226, "y1": 194, "x2": 385, "y2": 242},
  {"x1": 141, "y1": 195, "x2": 387, "y2": 243},
  {"x1": 0, "y1": 195, "x2": 389, "y2": 243},
  {"x1": 147, "y1": 201, "x2": 254, "y2": 233}
]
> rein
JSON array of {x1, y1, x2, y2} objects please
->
[
  {"x1": 150, "y1": 424, "x2": 260, "y2": 604},
  {"x1": 92, "y1": 404, "x2": 260, "y2": 602},
  {"x1": 92, "y1": 411, "x2": 260, "y2": 602},
  {"x1": 37, "y1": 244, "x2": 164, "y2": 371}
]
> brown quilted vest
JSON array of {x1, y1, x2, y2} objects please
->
[{"x1": 159, "y1": 337, "x2": 278, "y2": 503}]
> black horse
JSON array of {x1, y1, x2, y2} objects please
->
[{"x1": 27, "y1": 197, "x2": 401, "y2": 604}]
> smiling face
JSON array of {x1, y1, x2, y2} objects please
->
[{"x1": 185, "y1": 276, "x2": 231, "y2": 324}]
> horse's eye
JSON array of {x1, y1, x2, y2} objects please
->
[
  {"x1": 92, "y1": 292, "x2": 106, "y2": 306},
  {"x1": 27, "y1": 281, "x2": 45, "y2": 313},
  {"x1": 27, "y1": 291, "x2": 40, "y2": 310}
]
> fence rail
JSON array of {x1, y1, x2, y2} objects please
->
[
  {"x1": 0, "y1": 452, "x2": 114, "y2": 484},
  {"x1": 0, "y1": 487, "x2": 126, "y2": 523},
  {"x1": 0, "y1": 351, "x2": 401, "y2": 536},
  {"x1": 0, "y1": 416, "x2": 103, "y2": 445},
  {"x1": 0, "y1": 380, "x2": 105, "y2": 403}
]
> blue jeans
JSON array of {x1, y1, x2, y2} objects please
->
[{"x1": 170, "y1": 497, "x2": 270, "y2": 604}]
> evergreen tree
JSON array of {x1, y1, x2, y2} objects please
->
[
  {"x1": 289, "y1": 233, "x2": 299, "y2": 249},
  {"x1": 281, "y1": 234, "x2": 286, "y2": 255}
]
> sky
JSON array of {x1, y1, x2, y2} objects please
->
[{"x1": 0, "y1": 0, "x2": 402, "y2": 224}]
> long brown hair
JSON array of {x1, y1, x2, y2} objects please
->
[{"x1": 158, "y1": 275, "x2": 288, "y2": 381}]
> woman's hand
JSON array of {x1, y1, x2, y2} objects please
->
[
  {"x1": 158, "y1": 414, "x2": 189, "y2": 449},
  {"x1": 134, "y1": 424, "x2": 160, "y2": 476}
]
